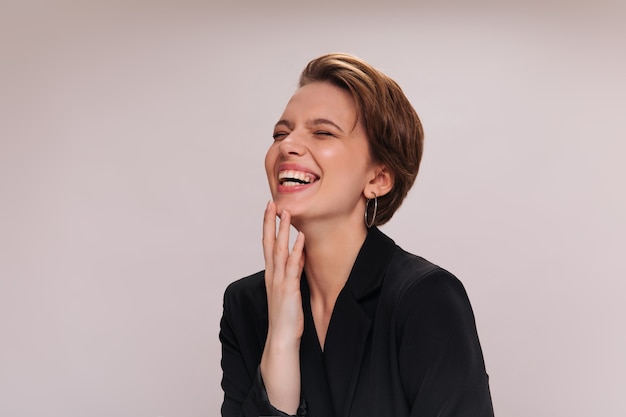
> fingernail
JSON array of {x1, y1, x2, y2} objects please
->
[{"x1": 280, "y1": 210, "x2": 286, "y2": 219}]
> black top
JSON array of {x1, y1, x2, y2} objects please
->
[{"x1": 220, "y1": 227, "x2": 494, "y2": 417}]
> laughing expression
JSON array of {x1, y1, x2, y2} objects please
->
[{"x1": 265, "y1": 81, "x2": 376, "y2": 228}]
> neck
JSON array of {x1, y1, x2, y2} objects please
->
[
  {"x1": 299, "y1": 217, "x2": 369, "y2": 307},
  {"x1": 294, "y1": 213, "x2": 370, "y2": 350}
]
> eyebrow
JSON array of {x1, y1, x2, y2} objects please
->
[
  {"x1": 274, "y1": 119, "x2": 293, "y2": 130},
  {"x1": 307, "y1": 118, "x2": 345, "y2": 133},
  {"x1": 274, "y1": 118, "x2": 345, "y2": 133}
]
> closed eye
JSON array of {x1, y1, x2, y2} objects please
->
[
  {"x1": 314, "y1": 131, "x2": 334, "y2": 138},
  {"x1": 272, "y1": 131, "x2": 289, "y2": 141}
]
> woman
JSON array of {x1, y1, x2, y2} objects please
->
[{"x1": 220, "y1": 53, "x2": 494, "y2": 417}]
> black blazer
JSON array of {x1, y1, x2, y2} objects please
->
[{"x1": 220, "y1": 227, "x2": 494, "y2": 417}]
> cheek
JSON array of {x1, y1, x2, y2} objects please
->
[{"x1": 264, "y1": 145, "x2": 278, "y2": 183}]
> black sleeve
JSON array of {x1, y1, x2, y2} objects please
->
[
  {"x1": 220, "y1": 284, "x2": 306, "y2": 417},
  {"x1": 396, "y1": 269, "x2": 494, "y2": 417}
]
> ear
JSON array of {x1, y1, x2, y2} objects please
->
[{"x1": 364, "y1": 165, "x2": 394, "y2": 199}]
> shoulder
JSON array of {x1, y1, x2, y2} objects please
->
[
  {"x1": 383, "y1": 247, "x2": 464, "y2": 297},
  {"x1": 383, "y1": 247, "x2": 474, "y2": 326},
  {"x1": 223, "y1": 271, "x2": 267, "y2": 313},
  {"x1": 380, "y1": 251, "x2": 493, "y2": 415}
]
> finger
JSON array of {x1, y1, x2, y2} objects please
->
[
  {"x1": 273, "y1": 210, "x2": 292, "y2": 275},
  {"x1": 285, "y1": 231, "x2": 305, "y2": 280},
  {"x1": 262, "y1": 201, "x2": 276, "y2": 281}
]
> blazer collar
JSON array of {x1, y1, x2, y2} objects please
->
[
  {"x1": 344, "y1": 226, "x2": 397, "y2": 301},
  {"x1": 300, "y1": 227, "x2": 398, "y2": 417}
]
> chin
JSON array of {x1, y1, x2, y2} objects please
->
[
  {"x1": 275, "y1": 200, "x2": 298, "y2": 215},
  {"x1": 274, "y1": 200, "x2": 304, "y2": 223}
]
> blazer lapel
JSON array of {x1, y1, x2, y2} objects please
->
[
  {"x1": 322, "y1": 227, "x2": 398, "y2": 417},
  {"x1": 300, "y1": 278, "x2": 335, "y2": 417},
  {"x1": 323, "y1": 288, "x2": 372, "y2": 417}
]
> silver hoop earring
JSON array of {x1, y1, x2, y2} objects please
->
[{"x1": 365, "y1": 192, "x2": 378, "y2": 228}]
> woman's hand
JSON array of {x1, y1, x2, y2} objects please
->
[
  {"x1": 260, "y1": 201, "x2": 305, "y2": 414},
  {"x1": 263, "y1": 201, "x2": 306, "y2": 343}
]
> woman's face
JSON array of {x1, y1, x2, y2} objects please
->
[{"x1": 265, "y1": 81, "x2": 376, "y2": 228}]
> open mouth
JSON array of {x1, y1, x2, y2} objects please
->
[{"x1": 278, "y1": 169, "x2": 320, "y2": 187}]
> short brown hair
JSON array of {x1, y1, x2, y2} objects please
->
[{"x1": 299, "y1": 53, "x2": 424, "y2": 226}]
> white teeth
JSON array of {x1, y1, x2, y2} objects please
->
[{"x1": 278, "y1": 170, "x2": 318, "y2": 185}]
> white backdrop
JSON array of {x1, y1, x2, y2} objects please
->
[{"x1": 1, "y1": 1, "x2": 624, "y2": 416}]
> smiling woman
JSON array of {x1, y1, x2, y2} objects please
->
[
  {"x1": 219, "y1": 53, "x2": 494, "y2": 417},
  {"x1": 266, "y1": 81, "x2": 377, "y2": 227}
]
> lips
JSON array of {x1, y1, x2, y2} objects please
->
[{"x1": 277, "y1": 166, "x2": 320, "y2": 189}]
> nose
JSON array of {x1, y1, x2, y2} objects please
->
[{"x1": 278, "y1": 130, "x2": 306, "y2": 157}]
